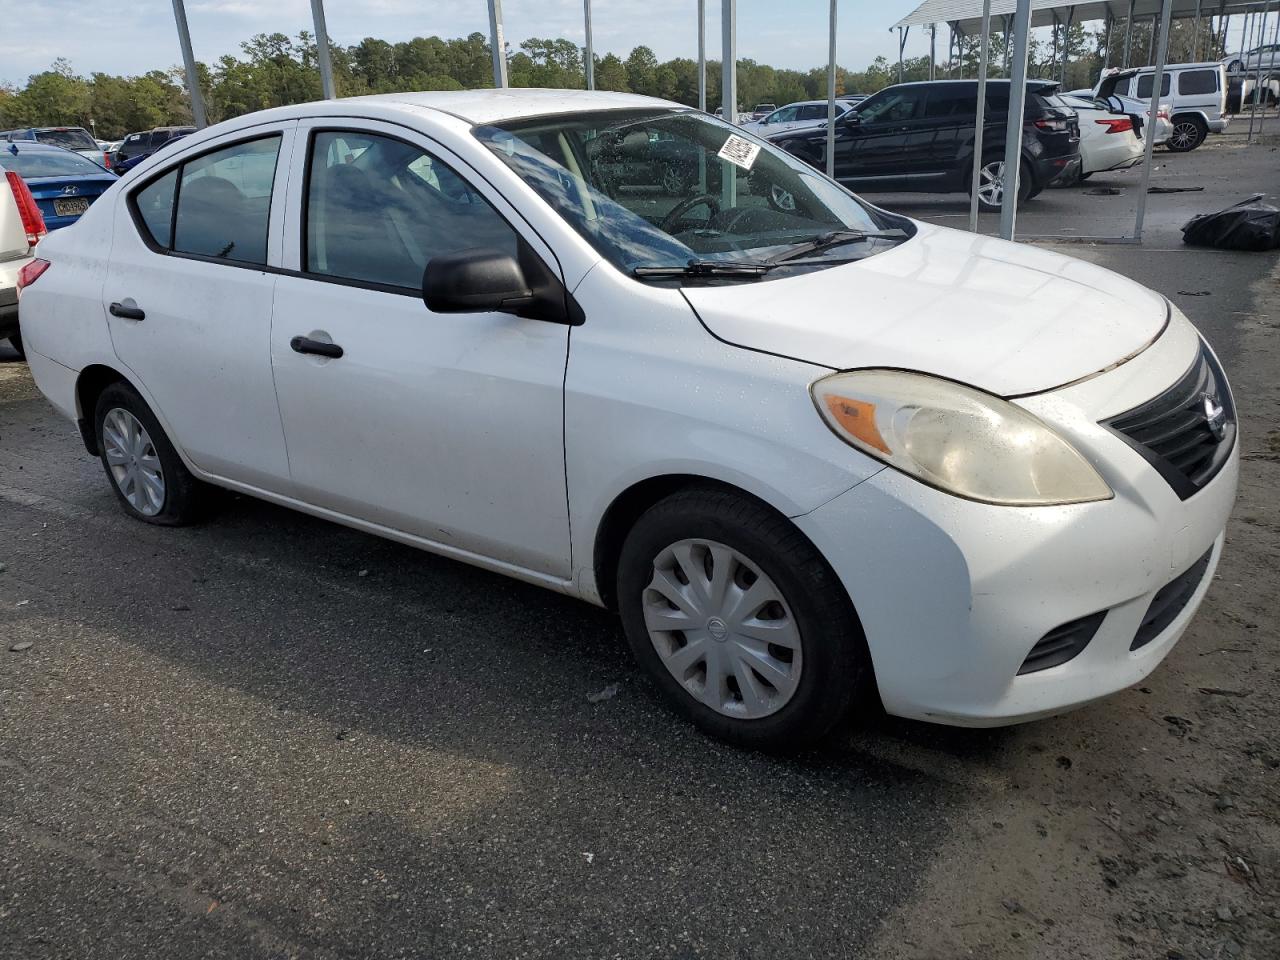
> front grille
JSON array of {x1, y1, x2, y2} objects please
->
[
  {"x1": 1018, "y1": 611, "x2": 1107, "y2": 675},
  {"x1": 1131, "y1": 548, "x2": 1214, "y2": 650},
  {"x1": 1104, "y1": 342, "x2": 1235, "y2": 500}
]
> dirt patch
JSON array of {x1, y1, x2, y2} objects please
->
[{"x1": 870, "y1": 261, "x2": 1280, "y2": 959}]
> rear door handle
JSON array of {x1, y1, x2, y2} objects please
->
[
  {"x1": 290, "y1": 336, "x2": 344, "y2": 359},
  {"x1": 109, "y1": 301, "x2": 145, "y2": 321}
]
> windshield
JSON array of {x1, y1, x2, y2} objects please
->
[
  {"x1": 3, "y1": 147, "x2": 107, "y2": 178},
  {"x1": 473, "y1": 108, "x2": 898, "y2": 279},
  {"x1": 35, "y1": 129, "x2": 97, "y2": 151}
]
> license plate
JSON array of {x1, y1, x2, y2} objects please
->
[{"x1": 53, "y1": 197, "x2": 89, "y2": 217}]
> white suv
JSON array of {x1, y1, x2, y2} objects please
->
[{"x1": 1102, "y1": 63, "x2": 1230, "y2": 151}]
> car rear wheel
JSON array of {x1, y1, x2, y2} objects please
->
[
  {"x1": 6, "y1": 333, "x2": 24, "y2": 360},
  {"x1": 975, "y1": 157, "x2": 1032, "y2": 212},
  {"x1": 94, "y1": 381, "x2": 212, "y2": 526},
  {"x1": 1167, "y1": 116, "x2": 1207, "y2": 152},
  {"x1": 616, "y1": 487, "x2": 872, "y2": 750}
]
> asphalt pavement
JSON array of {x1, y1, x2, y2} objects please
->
[{"x1": 1, "y1": 132, "x2": 1278, "y2": 960}]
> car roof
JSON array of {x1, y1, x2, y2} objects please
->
[
  {"x1": 885, "y1": 79, "x2": 1058, "y2": 89},
  {"x1": 339, "y1": 89, "x2": 674, "y2": 126},
  {"x1": 1131, "y1": 61, "x2": 1224, "y2": 71}
]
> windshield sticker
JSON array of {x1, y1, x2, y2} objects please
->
[{"x1": 718, "y1": 134, "x2": 761, "y2": 171}]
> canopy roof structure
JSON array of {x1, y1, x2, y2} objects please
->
[{"x1": 893, "y1": 0, "x2": 1268, "y2": 31}]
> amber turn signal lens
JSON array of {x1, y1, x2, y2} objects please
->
[{"x1": 823, "y1": 395, "x2": 890, "y2": 454}]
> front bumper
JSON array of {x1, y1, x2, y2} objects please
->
[{"x1": 795, "y1": 310, "x2": 1238, "y2": 726}]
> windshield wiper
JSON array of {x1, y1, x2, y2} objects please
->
[
  {"x1": 769, "y1": 228, "x2": 908, "y2": 264},
  {"x1": 632, "y1": 258, "x2": 774, "y2": 279}
]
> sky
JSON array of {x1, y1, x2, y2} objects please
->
[{"x1": 0, "y1": 0, "x2": 943, "y2": 87}]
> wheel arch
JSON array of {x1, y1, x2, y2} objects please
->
[
  {"x1": 74, "y1": 363, "x2": 131, "y2": 455},
  {"x1": 590, "y1": 473, "x2": 854, "y2": 615}
]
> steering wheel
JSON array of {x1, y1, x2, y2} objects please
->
[{"x1": 660, "y1": 193, "x2": 720, "y2": 232}]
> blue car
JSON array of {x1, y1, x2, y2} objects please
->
[{"x1": 1, "y1": 141, "x2": 117, "y2": 231}]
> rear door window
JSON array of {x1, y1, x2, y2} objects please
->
[
  {"x1": 1136, "y1": 73, "x2": 1172, "y2": 98},
  {"x1": 923, "y1": 87, "x2": 977, "y2": 118},
  {"x1": 1178, "y1": 70, "x2": 1218, "y2": 95},
  {"x1": 130, "y1": 135, "x2": 281, "y2": 265}
]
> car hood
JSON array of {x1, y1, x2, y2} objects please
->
[{"x1": 680, "y1": 222, "x2": 1168, "y2": 397}]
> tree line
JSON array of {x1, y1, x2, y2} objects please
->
[{"x1": 0, "y1": 22, "x2": 1223, "y2": 140}]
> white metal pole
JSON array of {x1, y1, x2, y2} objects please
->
[
  {"x1": 583, "y1": 0, "x2": 595, "y2": 89},
  {"x1": 930, "y1": 23, "x2": 937, "y2": 80},
  {"x1": 898, "y1": 26, "x2": 908, "y2": 82},
  {"x1": 171, "y1": 0, "x2": 207, "y2": 128},
  {"x1": 1264, "y1": 9, "x2": 1280, "y2": 136},
  {"x1": 1103, "y1": 12, "x2": 1113, "y2": 70},
  {"x1": 310, "y1": 0, "x2": 336, "y2": 100},
  {"x1": 999, "y1": 0, "x2": 1033, "y2": 240},
  {"x1": 1134, "y1": 0, "x2": 1173, "y2": 241},
  {"x1": 698, "y1": 0, "x2": 706, "y2": 111},
  {"x1": 722, "y1": 0, "x2": 737, "y2": 206},
  {"x1": 1249, "y1": 1, "x2": 1273, "y2": 141},
  {"x1": 827, "y1": 0, "x2": 838, "y2": 178},
  {"x1": 1003, "y1": 16, "x2": 1013, "y2": 74},
  {"x1": 969, "y1": 0, "x2": 993, "y2": 232},
  {"x1": 488, "y1": 0, "x2": 509, "y2": 88},
  {"x1": 1191, "y1": 0, "x2": 1204, "y2": 59},
  {"x1": 1061, "y1": 7, "x2": 1075, "y2": 84}
]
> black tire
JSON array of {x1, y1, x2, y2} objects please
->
[
  {"x1": 616, "y1": 486, "x2": 873, "y2": 751},
  {"x1": 1167, "y1": 116, "x2": 1207, "y2": 152},
  {"x1": 6, "y1": 332, "x2": 24, "y2": 360},
  {"x1": 1077, "y1": 171, "x2": 1093, "y2": 182},
  {"x1": 974, "y1": 156, "x2": 1033, "y2": 212},
  {"x1": 94, "y1": 380, "x2": 212, "y2": 526}
]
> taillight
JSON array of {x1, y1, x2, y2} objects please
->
[
  {"x1": 103, "y1": 151, "x2": 113, "y2": 170},
  {"x1": 5, "y1": 171, "x2": 47, "y2": 248},
  {"x1": 1096, "y1": 117, "x2": 1134, "y2": 134},
  {"x1": 16, "y1": 258, "x2": 50, "y2": 297},
  {"x1": 1034, "y1": 118, "x2": 1067, "y2": 131}
]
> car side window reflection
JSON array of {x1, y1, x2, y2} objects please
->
[
  {"x1": 173, "y1": 137, "x2": 281, "y2": 264},
  {"x1": 304, "y1": 130, "x2": 519, "y2": 290}
]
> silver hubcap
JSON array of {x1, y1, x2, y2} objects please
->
[
  {"x1": 771, "y1": 183, "x2": 796, "y2": 211},
  {"x1": 978, "y1": 160, "x2": 1005, "y2": 205},
  {"x1": 102, "y1": 407, "x2": 165, "y2": 516},
  {"x1": 661, "y1": 166, "x2": 683, "y2": 194},
  {"x1": 1172, "y1": 123, "x2": 1197, "y2": 148},
  {"x1": 643, "y1": 539, "x2": 802, "y2": 719}
]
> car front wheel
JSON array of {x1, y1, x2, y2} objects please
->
[
  {"x1": 617, "y1": 487, "x2": 872, "y2": 750},
  {"x1": 94, "y1": 381, "x2": 212, "y2": 525}
]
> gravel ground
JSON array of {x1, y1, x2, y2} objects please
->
[{"x1": 0, "y1": 134, "x2": 1277, "y2": 960}]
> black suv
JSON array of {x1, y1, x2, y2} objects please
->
[
  {"x1": 113, "y1": 125, "x2": 197, "y2": 171},
  {"x1": 769, "y1": 80, "x2": 1081, "y2": 211}
]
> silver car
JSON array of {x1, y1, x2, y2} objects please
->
[{"x1": 741, "y1": 99, "x2": 861, "y2": 136}]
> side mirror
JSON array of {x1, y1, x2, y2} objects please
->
[
  {"x1": 423, "y1": 242, "x2": 583, "y2": 326},
  {"x1": 1106, "y1": 95, "x2": 1125, "y2": 114},
  {"x1": 841, "y1": 112, "x2": 861, "y2": 127},
  {"x1": 423, "y1": 248, "x2": 533, "y2": 314}
]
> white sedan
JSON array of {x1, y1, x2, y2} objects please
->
[
  {"x1": 1061, "y1": 93, "x2": 1145, "y2": 181},
  {"x1": 17, "y1": 90, "x2": 1238, "y2": 749}
]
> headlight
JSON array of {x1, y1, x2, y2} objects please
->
[{"x1": 811, "y1": 370, "x2": 1113, "y2": 506}]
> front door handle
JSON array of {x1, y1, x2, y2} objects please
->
[
  {"x1": 290, "y1": 336, "x2": 344, "y2": 359},
  {"x1": 109, "y1": 301, "x2": 145, "y2": 321}
]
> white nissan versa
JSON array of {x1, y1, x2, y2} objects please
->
[{"x1": 17, "y1": 91, "x2": 1238, "y2": 749}]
